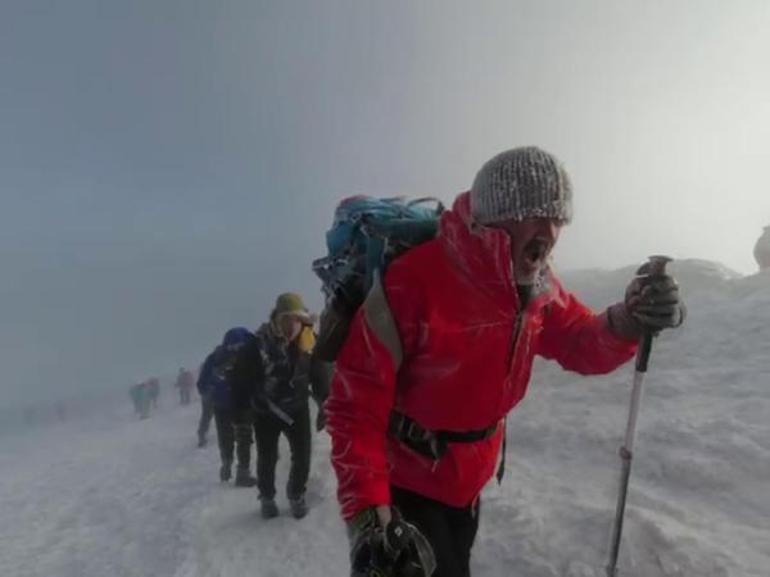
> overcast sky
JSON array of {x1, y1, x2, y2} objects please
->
[{"x1": 2, "y1": 0, "x2": 769, "y2": 405}]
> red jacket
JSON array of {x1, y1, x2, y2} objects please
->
[{"x1": 326, "y1": 192, "x2": 637, "y2": 520}]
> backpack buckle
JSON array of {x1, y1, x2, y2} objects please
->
[
  {"x1": 404, "y1": 420, "x2": 430, "y2": 443},
  {"x1": 389, "y1": 411, "x2": 447, "y2": 460}
]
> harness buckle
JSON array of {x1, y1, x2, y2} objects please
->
[{"x1": 405, "y1": 420, "x2": 429, "y2": 443}]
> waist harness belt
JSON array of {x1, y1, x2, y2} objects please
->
[{"x1": 388, "y1": 411, "x2": 500, "y2": 461}]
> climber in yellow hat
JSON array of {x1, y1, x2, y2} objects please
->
[{"x1": 230, "y1": 292, "x2": 331, "y2": 520}]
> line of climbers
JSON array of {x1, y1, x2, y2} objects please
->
[
  {"x1": 180, "y1": 146, "x2": 687, "y2": 577},
  {"x1": 195, "y1": 293, "x2": 331, "y2": 520}
]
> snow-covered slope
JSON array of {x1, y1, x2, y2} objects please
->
[
  {"x1": 1, "y1": 263, "x2": 767, "y2": 577},
  {"x1": 558, "y1": 258, "x2": 743, "y2": 312},
  {"x1": 479, "y1": 266, "x2": 770, "y2": 577}
]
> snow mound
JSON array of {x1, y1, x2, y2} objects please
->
[
  {"x1": 559, "y1": 258, "x2": 742, "y2": 311},
  {"x1": 503, "y1": 259, "x2": 770, "y2": 576}
]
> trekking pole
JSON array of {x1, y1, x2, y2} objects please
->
[{"x1": 606, "y1": 255, "x2": 672, "y2": 577}]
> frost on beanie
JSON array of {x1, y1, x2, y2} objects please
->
[{"x1": 470, "y1": 146, "x2": 573, "y2": 225}]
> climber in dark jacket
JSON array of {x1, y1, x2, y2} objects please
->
[
  {"x1": 198, "y1": 327, "x2": 257, "y2": 485},
  {"x1": 230, "y1": 293, "x2": 332, "y2": 520}
]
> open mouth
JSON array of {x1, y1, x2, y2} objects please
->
[{"x1": 523, "y1": 238, "x2": 550, "y2": 267}]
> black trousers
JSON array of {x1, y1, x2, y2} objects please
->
[
  {"x1": 233, "y1": 415, "x2": 254, "y2": 470},
  {"x1": 197, "y1": 398, "x2": 215, "y2": 438},
  {"x1": 254, "y1": 404, "x2": 311, "y2": 501},
  {"x1": 213, "y1": 408, "x2": 253, "y2": 468},
  {"x1": 391, "y1": 486, "x2": 480, "y2": 577}
]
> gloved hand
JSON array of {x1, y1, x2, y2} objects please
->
[
  {"x1": 315, "y1": 405, "x2": 327, "y2": 432},
  {"x1": 607, "y1": 263, "x2": 686, "y2": 339},
  {"x1": 349, "y1": 507, "x2": 436, "y2": 577}
]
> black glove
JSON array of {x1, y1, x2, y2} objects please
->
[
  {"x1": 349, "y1": 507, "x2": 436, "y2": 577},
  {"x1": 607, "y1": 264, "x2": 686, "y2": 339},
  {"x1": 315, "y1": 406, "x2": 327, "y2": 432}
]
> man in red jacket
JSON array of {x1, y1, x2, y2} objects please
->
[{"x1": 325, "y1": 146, "x2": 684, "y2": 577}]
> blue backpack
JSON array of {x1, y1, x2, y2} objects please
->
[{"x1": 312, "y1": 196, "x2": 444, "y2": 361}]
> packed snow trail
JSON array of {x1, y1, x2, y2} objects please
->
[
  {"x1": 0, "y1": 403, "x2": 348, "y2": 577},
  {"x1": 1, "y1": 265, "x2": 768, "y2": 576},
  {"x1": 0, "y1": 404, "x2": 213, "y2": 577}
]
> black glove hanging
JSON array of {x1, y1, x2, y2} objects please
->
[{"x1": 349, "y1": 507, "x2": 436, "y2": 577}]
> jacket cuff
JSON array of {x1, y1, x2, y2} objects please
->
[{"x1": 341, "y1": 482, "x2": 391, "y2": 522}]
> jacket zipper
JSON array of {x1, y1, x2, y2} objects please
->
[
  {"x1": 505, "y1": 255, "x2": 523, "y2": 368},
  {"x1": 506, "y1": 310, "x2": 524, "y2": 367}
]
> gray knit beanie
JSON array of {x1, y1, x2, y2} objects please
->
[{"x1": 470, "y1": 146, "x2": 573, "y2": 225}]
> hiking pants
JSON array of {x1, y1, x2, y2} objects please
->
[
  {"x1": 254, "y1": 404, "x2": 311, "y2": 501},
  {"x1": 232, "y1": 415, "x2": 254, "y2": 470},
  {"x1": 391, "y1": 486, "x2": 481, "y2": 577},
  {"x1": 197, "y1": 398, "x2": 214, "y2": 439},
  {"x1": 214, "y1": 408, "x2": 252, "y2": 468}
]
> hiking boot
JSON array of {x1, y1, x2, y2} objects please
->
[
  {"x1": 260, "y1": 498, "x2": 279, "y2": 519},
  {"x1": 289, "y1": 496, "x2": 308, "y2": 519},
  {"x1": 234, "y1": 468, "x2": 257, "y2": 488},
  {"x1": 219, "y1": 462, "x2": 232, "y2": 482}
]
